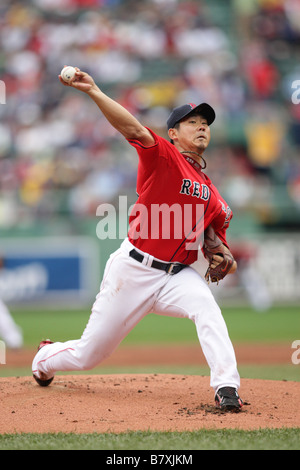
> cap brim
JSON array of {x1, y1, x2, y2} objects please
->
[
  {"x1": 188, "y1": 103, "x2": 215, "y2": 126},
  {"x1": 167, "y1": 102, "x2": 216, "y2": 130}
]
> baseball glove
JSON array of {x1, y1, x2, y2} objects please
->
[{"x1": 203, "y1": 226, "x2": 235, "y2": 284}]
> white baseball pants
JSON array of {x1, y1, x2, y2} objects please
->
[{"x1": 32, "y1": 238, "x2": 240, "y2": 392}]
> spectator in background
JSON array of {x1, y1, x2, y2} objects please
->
[{"x1": 0, "y1": 0, "x2": 299, "y2": 230}]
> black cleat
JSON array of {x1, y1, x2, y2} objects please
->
[
  {"x1": 33, "y1": 339, "x2": 54, "y2": 387},
  {"x1": 215, "y1": 386, "x2": 243, "y2": 412}
]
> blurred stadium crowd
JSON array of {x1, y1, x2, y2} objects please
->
[{"x1": 0, "y1": 0, "x2": 300, "y2": 233}]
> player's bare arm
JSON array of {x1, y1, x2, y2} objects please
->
[{"x1": 58, "y1": 67, "x2": 155, "y2": 146}]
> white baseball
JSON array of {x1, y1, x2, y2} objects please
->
[{"x1": 61, "y1": 66, "x2": 76, "y2": 83}]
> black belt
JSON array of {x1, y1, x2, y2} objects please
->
[{"x1": 129, "y1": 249, "x2": 187, "y2": 275}]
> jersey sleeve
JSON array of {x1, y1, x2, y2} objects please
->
[
  {"x1": 127, "y1": 127, "x2": 160, "y2": 160},
  {"x1": 208, "y1": 184, "x2": 233, "y2": 250},
  {"x1": 127, "y1": 128, "x2": 172, "y2": 195}
]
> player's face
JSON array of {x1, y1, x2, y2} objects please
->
[{"x1": 170, "y1": 114, "x2": 211, "y2": 154}]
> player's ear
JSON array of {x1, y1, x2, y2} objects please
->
[{"x1": 168, "y1": 128, "x2": 178, "y2": 142}]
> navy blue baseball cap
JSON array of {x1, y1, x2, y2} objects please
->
[{"x1": 167, "y1": 102, "x2": 215, "y2": 129}]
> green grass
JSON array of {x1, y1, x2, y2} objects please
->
[
  {"x1": 1, "y1": 306, "x2": 299, "y2": 450},
  {"x1": 1, "y1": 305, "x2": 299, "y2": 381},
  {"x1": 222, "y1": 306, "x2": 300, "y2": 343},
  {"x1": 0, "y1": 428, "x2": 299, "y2": 450},
  {"x1": 9, "y1": 305, "x2": 300, "y2": 347}
]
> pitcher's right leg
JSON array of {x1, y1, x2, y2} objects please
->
[{"x1": 32, "y1": 244, "x2": 168, "y2": 384}]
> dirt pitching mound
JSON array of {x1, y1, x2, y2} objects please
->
[{"x1": 1, "y1": 374, "x2": 299, "y2": 434}]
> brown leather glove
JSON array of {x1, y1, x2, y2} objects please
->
[{"x1": 203, "y1": 226, "x2": 235, "y2": 284}]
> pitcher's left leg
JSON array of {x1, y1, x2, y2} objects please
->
[{"x1": 153, "y1": 267, "x2": 240, "y2": 392}]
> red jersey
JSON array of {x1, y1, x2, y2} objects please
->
[{"x1": 127, "y1": 128, "x2": 233, "y2": 265}]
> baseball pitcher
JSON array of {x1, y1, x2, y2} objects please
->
[{"x1": 32, "y1": 68, "x2": 243, "y2": 412}]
